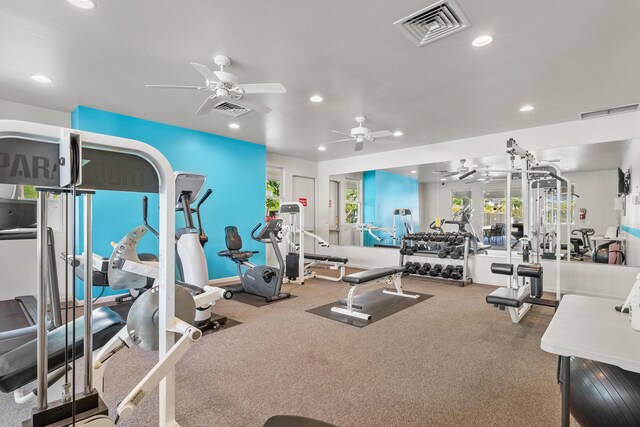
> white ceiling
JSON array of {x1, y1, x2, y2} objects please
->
[
  {"x1": 386, "y1": 139, "x2": 631, "y2": 183},
  {"x1": 0, "y1": 1, "x2": 639, "y2": 161}
]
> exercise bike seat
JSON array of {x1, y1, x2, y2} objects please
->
[
  {"x1": 0, "y1": 306, "x2": 125, "y2": 393},
  {"x1": 218, "y1": 226, "x2": 257, "y2": 261}
]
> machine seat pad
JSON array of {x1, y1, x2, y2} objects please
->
[
  {"x1": 304, "y1": 253, "x2": 348, "y2": 264},
  {"x1": 342, "y1": 267, "x2": 397, "y2": 285},
  {"x1": 217, "y1": 250, "x2": 254, "y2": 261},
  {"x1": 0, "y1": 306, "x2": 125, "y2": 393},
  {"x1": 486, "y1": 287, "x2": 528, "y2": 308},
  {"x1": 491, "y1": 263, "x2": 514, "y2": 276}
]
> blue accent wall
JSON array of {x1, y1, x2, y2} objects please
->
[
  {"x1": 362, "y1": 170, "x2": 419, "y2": 246},
  {"x1": 621, "y1": 225, "x2": 640, "y2": 239},
  {"x1": 72, "y1": 106, "x2": 266, "y2": 299}
]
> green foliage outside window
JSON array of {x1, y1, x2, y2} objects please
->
[
  {"x1": 345, "y1": 187, "x2": 359, "y2": 224},
  {"x1": 266, "y1": 179, "x2": 280, "y2": 213}
]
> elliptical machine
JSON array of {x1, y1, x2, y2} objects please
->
[{"x1": 218, "y1": 219, "x2": 290, "y2": 302}]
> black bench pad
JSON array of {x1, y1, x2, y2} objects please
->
[
  {"x1": 343, "y1": 267, "x2": 399, "y2": 285},
  {"x1": 0, "y1": 306, "x2": 125, "y2": 393},
  {"x1": 304, "y1": 253, "x2": 348, "y2": 264},
  {"x1": 486, "y1": 287, "x2": 528, "y2": 308}
]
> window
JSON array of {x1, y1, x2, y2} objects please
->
[
  {"x1": 266, "y1": 167, "x2": 283, "y2": 216},
  {"x1": 344, "y1": 179, "x2": 360, "y2": 224},
  {"x1": 545, "y1": 193, "x2": 575, "y2": 225},
  {"x1": 451, "y1": 190, "x2": 472, "y2": 216}
]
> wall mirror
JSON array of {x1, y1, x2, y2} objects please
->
[{"x1": 327, "y1": 139, "x2": 639, "y2": 268}]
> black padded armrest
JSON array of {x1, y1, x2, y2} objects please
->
[
  {"x1": 0, "y1": 307, "x2": 125, "y2": 393},
  {"x1": 342, "y1": 267, "x2": 396, "y2": 285},
  {"x1": 491, "y1": 263, "x2": 513, "y2": 276},
  {"x1": 517, "y1": 264, "x2": 542, "y2": 278}
]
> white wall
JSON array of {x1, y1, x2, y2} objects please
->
[
  {"x1": 317, "y1": 112, "x2": 640, "y2": 298},
  {"x1": 620, "y1": 139, "x2": 640, "y2": 266},
  {"x1": 567, "y1": 169, "x2": 619, "y2": 236},
  {"x1": 266, "y1": 152, "x2": 318, "y2": 204},
  {"x1": 0, "y1": 99, "x2": 71, "y2": 301}
]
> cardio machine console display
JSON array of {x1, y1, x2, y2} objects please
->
[
  {"x1": 174, "y1": 171, "x2": 205, "y2": 207},
  {"x1": 256, "y1": 219, "x2": 283, "y2": 240}
]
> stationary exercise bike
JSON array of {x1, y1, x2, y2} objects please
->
[{"x1": 218, "y1": 219, "x2": 290, "y2": 302}]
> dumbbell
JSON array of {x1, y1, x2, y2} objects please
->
[
  {"x1": 406, "y1": 262, "x2": 421, "y2": 274},
  {"x1": 438, "y1": 246, "x2": 452, "y2": 259},
  {"x1": 447, "y1": 233, "x2": 458, "y2": 244},
  {"x1": 417, "y1": 263, "x2": 431, "y2": 275},
  {"x1": 428, "y1": 264, "x2": 443, "y2": 277},
  {"x1": 450, "y1": 246, "x2": 462, "y2": 259},
  {"x1": 440, "y1": 265, "x2": 454, "y2": 279},
  {"x1": 450, "y1": 266, "x2": 464, "y2": 280}
]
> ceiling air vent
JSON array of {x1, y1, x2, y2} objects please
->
[
  {"x1": 580, "y1": 103, "x2": 639, "y2": 120},
  {"x1": 394, "y1": 0, "x2": 471, "y2": 47},
  {"x1": 211, "y1": 101, "x2": 252, "y2": 117}
]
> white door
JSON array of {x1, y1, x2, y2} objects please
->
[
  {"x1": 292, "y1": 175, "x2": 316, "y2": 254},
  {"x1": 329, "y1": 180, "x2": 339, "y2": 245}
]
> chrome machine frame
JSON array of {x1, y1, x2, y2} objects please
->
[{"x1": 0, "y1": 120, "x2": 187, "y2": 426}]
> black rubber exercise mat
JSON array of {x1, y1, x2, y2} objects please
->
[
  {"x1": 221, "y1": 284, "x2": 297, "y2": 307},
  {"x1": 306, "y1": 289, "x2": 433, "y2": 328}
]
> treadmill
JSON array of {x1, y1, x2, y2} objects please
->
[{"x1": 0, "y1": 197, "x2": 62, "y2": 355}]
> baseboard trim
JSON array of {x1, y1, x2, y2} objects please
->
[{"x1": 208, "y1": 276, "x2": 238, "y2": 286}]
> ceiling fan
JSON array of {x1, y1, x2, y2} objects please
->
[
  {"x1": 323, "y1": 116, "x2": 399, "y2": 152},
  {"x1": 464, "y1": 167, "x2": 506, "y2": 184},
  {"x1": 433, "y1": 159, "x2": 471, "y2": 177},
  {"x1": 146, "y1": 55, "x2": 286, "y2": 116}
]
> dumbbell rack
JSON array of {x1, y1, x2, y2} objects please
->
[{"x1": 398, "y1": 233, "x2": 472, "y2": 287}]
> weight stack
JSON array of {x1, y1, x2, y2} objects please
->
[
  {"x1": 286, "y1": 253, "x2": 299, "y2": 280},
  {"x1": 530, "y1": 274, "x2": 543, "y2": 298}
]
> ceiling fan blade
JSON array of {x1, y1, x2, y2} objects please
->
[
  {"x1": 324, "y1": 138, "x2": 354, "y2": 145},
  {"x1": 370, "y1": 138, "x2": 400, "y2": 146},
  {"x1": 331, "y1": 130, "x2": 352, "y2": 137},
  {"x1": 432, "y1": 170, "x2": 452, "y2": 174},
  {"x1": 146, "y1": 84, "x2": 206, "y2": 90},
  {"x1": 232, "y1": 98, "x2": 272, "y2": 114},
  {"x1": 441, "y1": 171, "x2": 459, "y2": 177},
  {"x1": 238, "y1": 83, "x2": 286, "y2": 94},
  {"x1": 369, "y1": 130, "x2": 393, "y2": 138},
  {"x1": 190, "y1": 62, "x2": 217, "y2": 81},
  {"x1": 354, "y1": 141, "x2": 364, "y2": 152},
  {"x1": 196, "y1": 96, "x2": 219, "y2": 115}
]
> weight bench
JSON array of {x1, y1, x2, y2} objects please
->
[
  {"x1": 0, "y1": 307, "x2": 125, "y2": 395},
  {"x1": 304, "y1": 253, "x2": 348, "y2": 281},
  {"x1": 331, "y1": 267, "x2": 419, "y2": 321},
  {"x1": 486, "y1": 263, "x2": 551, "y2": 315}
]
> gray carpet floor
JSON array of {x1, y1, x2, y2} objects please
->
[{"x1": 1, "y1": 274, "x2": 576, "y2": 426}]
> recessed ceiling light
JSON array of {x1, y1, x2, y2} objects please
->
[
  {"x1": 309, "y1": 95, "x2": 323, "y2": 103},
  {"x1": 228, "y1": 123, "x2": 240, "y2": 129},
  {"x1": 478, "y1": 178, "x2": 486, "y2": 181},
  {"x1": 30, "y1": 74, "x2": 52, "y2": 83},
  {"x1": 67, "y1": 0, "x2": 96, "y2": 9},
  {"x1": 472, "y1": 35, "x2": 493, "y2": 47},
  {"x1": 519, "y1": 105, "x2": 535, "y2": 112},
  {"x1": 564, "y1": 168, "x2": 571, "y2": 171},
  {"x1": 410, "y1": 170, "x2": 417, "y2": 174},
  {"x1": 318, "y1": 146, "x2": 326, "y2": 151},
  {"x1": 393, "y1": 131, "x2": 404, "y2": 137},
  {"x1": 440, "y1": 178, "x2": 446, "y2": 181}
]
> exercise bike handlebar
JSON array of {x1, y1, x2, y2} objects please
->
[{"x1": 250, "y1": 223, "x2": 262, "y2": 242}]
